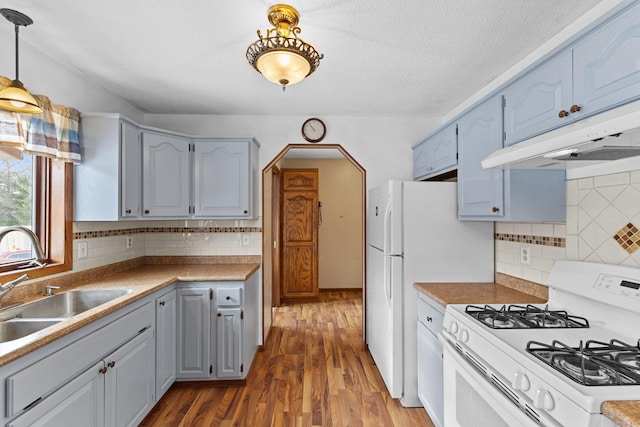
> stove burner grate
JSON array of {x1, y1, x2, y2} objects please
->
[
  {"x1": 465, "y1": 304, "x2": 590, "y2": 330},
  {"x1": 527, "y1": 339, "x2": 640, "y2": 386}
]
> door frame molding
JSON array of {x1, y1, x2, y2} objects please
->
[{"x1": 261, "y1": 144, "x2": 367, "y2": 340}]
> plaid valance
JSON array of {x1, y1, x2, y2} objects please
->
[{"x1": 0, "y1": 76, "x2": 81, "y2": 163}]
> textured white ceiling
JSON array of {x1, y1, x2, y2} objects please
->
[{"x1": 1, "y1": 0, "x2": 603, "y2": 116}]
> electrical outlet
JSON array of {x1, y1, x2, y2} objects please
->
[
  {"x1": 78, "y1": 241, "x2": 88, "y2": 259},
  {"x1": 242, "y1": 233, "x2": 250, "y2": 247},
  {"x1": 520, "y1": 247, "x2": 531, "y2": 265},
  {"x1": 126, "y1": 235, "x2": 133, "y2": 249}
]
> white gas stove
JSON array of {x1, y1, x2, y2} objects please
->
[{"x1": 439, "y1": 261, "x2": 640, "y2": 427}]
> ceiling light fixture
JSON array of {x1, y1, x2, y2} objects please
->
[
  {"x1": 246, "y1": 4, "x2": 323, "y2": 91},
  {"x1": 0, "y1": 8, "x2": 42, "y2": 114}
]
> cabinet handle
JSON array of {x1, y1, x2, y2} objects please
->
[
  {"x1": 569, "y1": 104, "x2": 581, "y2": 113},
  {"x1": 558, "y1": 109, "x2": 569, "y2": 118},
  {"x1": 159, "y1": 301, "x2": 165, "y2": 306},
  {"x1": 144, "y1": 210, "x2": 150, "y2": 214},
  {"x1": 226, "y1": 296, "x2": 231, "y2": 300},
  {"x1": 99, "y1": 367, "x2": 108, "y2": 374},
  {"x1": 125, "y1": 209, "x2": 132, "y2": 214},
  {"x1": 108, "y1": 361, "x2": 116, "y2": 368},
  {"x1": 243, "y1": 210, "x2": 248, "y2": 214},
  {"x1": 426, "y1": 316, "x2": 433, "y2": 322},
  {"x1": 492, "y1": 206, "x2": 500, "y2": 213},
  {"x1": 217, "y1": 313, "x2": 222, "y2": 317}
]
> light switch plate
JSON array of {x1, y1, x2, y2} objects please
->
[{"x1": 78, "y1": 241, "x2": 88, "y2": 259}]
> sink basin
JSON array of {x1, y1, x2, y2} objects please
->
[
  {"x1": 0, "y1": 320, "x2": 61, "y2": 342},
  {"x1": 13, "y1": 289, "x2": 132, "y2": 319}
]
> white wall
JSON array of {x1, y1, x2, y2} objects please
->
[{"x1": 0, "y1": 26, "x2": 144, "y2": 121}]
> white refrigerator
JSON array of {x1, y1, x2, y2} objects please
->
[{"x1": 366, "y1": 180, "x2": 494, "y2": 407}]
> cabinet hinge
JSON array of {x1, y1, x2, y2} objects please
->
[
  {"x1": 209, "y1": 289, "x2": 213, "y2": 300},
  {"x1": 240, "y1": 363, "x2": 244, "y2": 373},
  {"x1": 209, "y1": 365, "x2": 213, "y2": 374}
]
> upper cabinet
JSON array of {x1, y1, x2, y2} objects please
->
[
  {"x1": 75, "y1": 115, "x2": 260, "y2": 221},
  {"x1": 504, "y1": 2, "x2": 640, "y2": 145},
  {"x1": 193, "y1": 139, "x2": 259, "y2": 218},
  {"x1": 75, "y1": 114, "x2": 141, "y2": 221},
  {"x1": 503, "y1": 51, "x2": 574, "y2": 146},
  {"x1": 573, "y1": 2, "x2": 640, "y2": 115},
  {"x1": 412, "y1": 123, "x2": 457, "y2": 181},
  {"x1": 458, "y1": 96, "x2": 566, "y2": 221},
  {"x1": 142, "y1": 131, "x2": 191, "y2": 218}
]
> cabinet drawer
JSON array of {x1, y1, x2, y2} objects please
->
[
  {"x1": 216, "y1": 288, "x2": 242, "y2": 307},
  {"x1": 418, "y1": 295, "x2": 444, "y2": 335}
]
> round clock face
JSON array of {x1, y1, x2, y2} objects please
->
[{"x1": 302, "y1": 118, "x2": 326, "y2": 143}]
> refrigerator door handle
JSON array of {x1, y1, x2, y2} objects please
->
[
  {"x1": 383, "y1": 199, "x2": 393, "y2": 254},
  {"x1": 384, "y1": 255, "x2": 392, "y2": 303}
]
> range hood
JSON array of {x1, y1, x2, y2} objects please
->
[{"x1": 481, "y1": 99, "x2": 640, "y2": 169}]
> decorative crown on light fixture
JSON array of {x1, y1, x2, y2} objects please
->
[
  {"x1": 246, "y1": 4, "x2": 323, "y2": 91},
  {"x1": 0, "y1": 8, "x2": 42, "y2": 114}
]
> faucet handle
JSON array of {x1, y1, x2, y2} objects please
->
[{"x1": 44, "y1": 285, "x2": 60, "y2": 296}]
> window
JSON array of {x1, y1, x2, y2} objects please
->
[{"x1": 0, "y1": 153, "x2": 72, "y2": 279}]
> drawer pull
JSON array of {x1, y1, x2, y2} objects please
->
[
  {"x1": 569, "y1": 104, "x2": 581, "y2": 113},
  {"x1": 159, "y1": 301, "x2": 165, "y2": 306},
  {"x1": 99, "y1": 367, "x2": 108, "y2": 374},
  {"x1": 226, "y1": 296, "x2": 231, "y2": 300},
  {"x1": 217, "y1": 313, "x2": 222, "y2": 317},
  {"x1": 558, "y1": 109, "x2": 569, "y2": 118},
  {"x1": 108, "y1": 361, "x2": 116, "y2": 368},
  {"x1": 426, "y1": 316, "x2": 433, "y2": 322}
]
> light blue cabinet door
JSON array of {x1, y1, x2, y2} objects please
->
[
  {"x1": 503, "y1": 50, "x2": 573, "y2": 145},
  {"x1": 176, "y1": 288, "x2": 211, "y2": 379},
  {"x1": 104, "y1": 327, "x2": 155, "y2": 427},
  {"x1": 458, "y1": 96, "x2": 504, "y2": 219},
  {"x1": 7, "y1": 362, "x2": 105, "y2": 427},
  {"x1": 194, "y1": 140, "x2": 250, "y2": 217},
  {"x1": 412, "y1": 123, "x2": 457, "y2": 180},
  {"x1": 216, "y1": 307, "x2": 242, "y2": 378},
  {"x1": 120, "y1": 121, "x2": 141, "y2": 218},
  {"x1": 155, "y1": 289, "x2": 177, "y2": 400},
  {"x1": 142, "y1": 132, "x2": 191, "y2": 217},
  {"x1": 574, "y1": 2, "x2": 640, "y2": 116}
]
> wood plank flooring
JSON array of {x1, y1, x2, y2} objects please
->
[{"x1": 140, "y1": 290, "x2": 434, "y2": 426}]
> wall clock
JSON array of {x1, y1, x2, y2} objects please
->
[{"x1": 301, "y1": 118, "x2": 326, "y2": 143}]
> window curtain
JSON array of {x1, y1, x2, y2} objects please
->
[{"x1": 0, "y1": 76, "x2": 81, "y2": 163}]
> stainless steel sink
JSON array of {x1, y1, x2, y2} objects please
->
[
  {"x1": 13, "y1": 289, "x2": 131, "y2": 319},
  {"x1": 0, "y1": 289, "x2": 132, "y2": 343},
  {"x1": 0, "y1": 320, "x2": 61, "y2": 342}
]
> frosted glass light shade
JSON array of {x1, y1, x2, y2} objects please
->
[
  {"x1": 0, "y1": 79, "x2": 42, "y2": 114},
  {"x1": 256, "y1": 50, "x2": 311, "y2": 87}
]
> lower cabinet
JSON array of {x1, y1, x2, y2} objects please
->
[
  {"x1": 155, "y1": 289, "x2": 177, "y2": 400},
  {"x1": 417, "y1": 293, "x2": 445, "y2": 427},
  {"x1": 176, "y1": 275, "x2": 259, "y2": 381},
  {"x1": 7, "y1": 327, "x2": 155, "y2": 427}
]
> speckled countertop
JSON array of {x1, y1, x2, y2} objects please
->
[
  {"x1": 0, "y1": 259, "x2": 260, "y2": 368},
  {"x1": 414, "y1": 274, "x2": 640, "y2": 427}
]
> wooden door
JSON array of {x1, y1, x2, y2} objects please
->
[
  {"x1": 280, "y1": 169, "x2": 319, "y2": 299},
  {"x1": 272, "y1": 166, "x2": 282, "y2": 307}
]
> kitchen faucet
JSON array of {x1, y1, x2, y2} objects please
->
[
  {"x1": 0, "y1": 226, "x2": 47, "y2": 267},
  {"x1": 0, "y1": 273, "x2": 29, "y2": 307}
]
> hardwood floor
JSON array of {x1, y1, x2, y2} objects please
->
[{"x1": 141, "y1": 291, "x2": 434, "y2": 426}]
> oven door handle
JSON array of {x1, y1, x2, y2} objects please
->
[{"x1": 439, "y1": 332, "x2": 561, "y2": 427}]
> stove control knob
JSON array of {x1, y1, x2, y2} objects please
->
[
  {"x1": 460, "y1": 329, "x2": 470, "y2": 343},
  {"x1": 512, "y1": 371, "x2": 530, "y2": 391},
  {"x1": 448, "y1": 321, "x2": 459, "y2": 335},
  {"x1": 534, "y1": 388, "x2": 555, "y2": 411}
]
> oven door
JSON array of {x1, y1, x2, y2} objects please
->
[{"x1": 441, "y1": 335, "x2": 543, "y2": 427}]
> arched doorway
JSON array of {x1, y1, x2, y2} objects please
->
[{"x1": 261, "y1": 144, "x2": 366, "y2": 341}]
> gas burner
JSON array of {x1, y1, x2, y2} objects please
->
[
  {"x1": 527, "y1": 339, "x2": 640, "y2": 386},
  {"x1": 465, "y1": 304, "x2": 590, "y2": 329}
]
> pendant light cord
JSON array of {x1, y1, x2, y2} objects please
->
[{"x1": 14, "y1": 24, "x2": 19, "y2": 80}]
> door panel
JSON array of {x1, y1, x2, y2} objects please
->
[{"x1": 281, "y1": 169, "x2": 318, "y2": 299}]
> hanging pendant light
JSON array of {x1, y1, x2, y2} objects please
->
[
  {"x1": 246, "y1": 4, "x2": 323, "y2": 91},
  {"x1": 0, "y1": 8, "x2": 43, "y2": 114}
]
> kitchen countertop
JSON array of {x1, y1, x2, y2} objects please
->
[
  {"x1": 0, "y1": 262, "x2": 260, "y2": 368},
  {"x1": 414, "y1": 278, "x2": 640, "y2": 427},
  {"x1": 413, "y1": 281, "x2": 547, "y2": 306}
]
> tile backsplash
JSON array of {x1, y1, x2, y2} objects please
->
[
  {"x1": 496, "y1": 169, "x2": 640, "y2": 284},
  {"x1": 72, "y1": 220, "x2": 262, "y2": 271}
]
